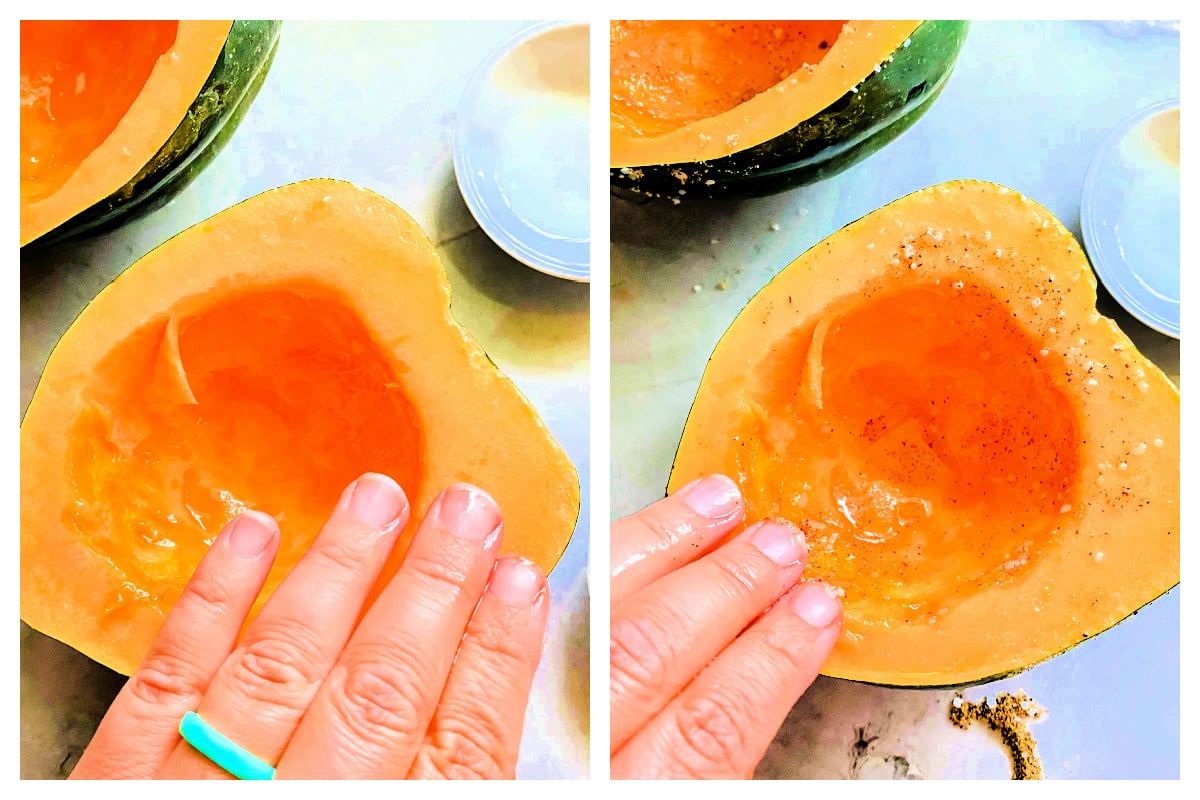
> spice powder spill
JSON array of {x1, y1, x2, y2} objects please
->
[{"x1": 948, "y1": 691, "x2": 1045, "y2": 780}]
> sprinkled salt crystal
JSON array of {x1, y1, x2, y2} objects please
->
[
  {"x1": 953, "y1": 280, "x2": 964, "y2": 289},
  {"x1": 704, "y1": 179, "x2": 715, "y2": 186},
  {"x1": 995, "y1": 248, "x2": 1004, "y2": 257},
  {"x1": 1118, "y1": 461, "x2": 1128, "y2": 470},
  {"x1": 1136, "y1": 381, "x2": 1150, "y2": 394},
  {"x1": 1154, "y1": 438, "x2": 1164, "y2": 448},
  {"x1": 1060, "y1": 504, "x2": 1072, "y2": 514},
  {"x1": 866, "y1": 242, "x2": 875, "y2": 249},
  {"x1": 902, "y1": 37, "x2": 911, "y2": 47},
  {"x1": 726, "y1": 133, "x2": 740, "y2": 147},
  {"x1": 1048, "y1": 326, "x2": 1057, "y2": 334},
  {"x1": 692, "y1": 284, "x2": 702, "y2": 293},
  {"x1": 849, "y1": 86, "x2": 858, "y2": 93},
  {"x1": 1094, "y1": 552, "x2": 1104, "y2": 563},
  {"x1": 1031, "y1": 297, "x2": 1042, "y2": 308},
  {"x1": 1039, "y1": 349, "x2": 1050, "y2": 357},
  {"x1": 770, "y1": 223, "x2": 780, "y2": 232},
  {"x1": 1086, "y1": 378, "x2": 1098, "y2": 387},
  {"x1": 1132, "y1": 442, "x2": 1147, "y2": 456}
]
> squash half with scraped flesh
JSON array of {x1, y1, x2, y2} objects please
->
[
  {"x1": 21, "y1": 179, "x2": 580, "y2": 675},
  {"x1": 610, "y1": 20, "x2": 967, "y2": 199},
  {"x1": 20, "y1": 20, "x2": 279, "y2": 247},
  {"x1": 669, "y1": 180, "x2": 1179, "y2": 687}
]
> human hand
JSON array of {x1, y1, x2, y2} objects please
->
[
  {"x1": 70, "y1": 473, "x2": 549, "y2": 780},
  {"x1": 610, "y1": 474, "x2": 842, "y2": 779}
]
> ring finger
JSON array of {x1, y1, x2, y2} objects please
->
[{"x1": 162, "y1": 472, "x2": 411, "y2": 778}]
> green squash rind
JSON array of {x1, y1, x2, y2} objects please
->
[
  {"x1": 24, "y1": 20, "x2": 282, "y2": 250},
  {"x1": 612, "y1": 21, "x2": 969, "y2": 201}
]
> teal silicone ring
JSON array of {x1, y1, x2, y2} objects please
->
[{"x1": 179, "y1": 711, "x2": 276, "y2": 780}]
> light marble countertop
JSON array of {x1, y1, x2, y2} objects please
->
[
  {"x1": 21, "y1": 20, "x2": 589, "y2": 780},
  {"x1": 611, "y1": 20, "x2": 1179, "y2": 779}
]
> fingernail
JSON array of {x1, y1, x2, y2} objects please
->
[
  {"x1": 347, "y1": 473, "x2": 407, "y2": 528},
  {"x1": 227, "y1": 511, "x2": 278, "y2": 558},
  {"x1": 435, "y1": 483, "x2": 502, "y2": 542},
  {"x1": 677, "y1": 474, "x2": 741, "y2": 519},
  {"x1": 488, "y1": 557, "x2": 545, "y2": 606},
  {"x1": 747, "y1": 519, "x2": 807, "y2": 568},
  {"x1": 790, "y1": 581, "x2": 843, "y2": 628}
]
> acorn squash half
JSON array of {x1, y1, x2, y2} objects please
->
[
  {"x1": 20, "y1": 179, "x2": 580, "y2": 676},
  {"x1": 669, "y1": 180, "x2": 1179, "y2": 687},
  {"x1": 610, "y1": 20, "x2": 968, "y2": 200},
  {"x1": 20, "y1": 20, "x2": 280, "y2": 248}
]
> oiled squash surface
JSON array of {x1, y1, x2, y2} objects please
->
[{"x1": 670, "y1": 181, "x2": 1179, "y2": 686}]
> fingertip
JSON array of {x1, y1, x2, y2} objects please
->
[
  {"x1": 487, "y1": 556, "x2": 547, "y2": 608},
  {"x1": 674, "y1": 473, "x2": 743, "y2": 520},
  {"x1": 431, "y1": 482, "x2": 503, "y2": 543},
  {"x1": 346, "y1": 472, "x2": 410, "y2": 529},
  {"x1": 744, "y1": 518, "x2": 809, "y2": 569},
  {"x1": 787, "y1": 580, "x2": 844, "y2": 630},
  {"x1": 225, "y1": 510, "x2": 280, "y2": 559}
]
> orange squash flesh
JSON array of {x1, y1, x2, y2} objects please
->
[
  {"x1": 669, "y1": 181, "x2": 1180, "y2": 687},
  {"x1": 20, "y1": 20, "x2": 232, "y2": 245},
  {"x1": 610, "y1": 20, "x2": 921, "y2": 167},
  {"x1": 21, "y1": 179, "x2": 580, "y2": 676}
]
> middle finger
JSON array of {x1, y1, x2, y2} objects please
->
[{"x1": 163, "y1": 472, "x2": 410, "y2": 778}]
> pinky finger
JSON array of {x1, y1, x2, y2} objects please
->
[
  {"x1": 70, "y1": 511, "x2": 279, "y2": 779},
  {"x1": 409, "y1": 557, "x2": 550, "y2": 779},
  {"x1": 611, "y1": 581, "x2": 842, "y2": 780}
]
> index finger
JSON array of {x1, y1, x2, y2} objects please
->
[{"x1": 610, "y1": 474, "x2": 744, "y2": 606}]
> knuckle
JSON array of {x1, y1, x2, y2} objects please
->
[
  {"x1": 706, "y1": 550, "x2": 762, "y2": 597},
  {"x1": 328, "y1": 652, "x2": 430, "y2": 748},
  {"x1": 467, "y1": 612, "x2": 536, "y2": 670},
  {"x1": 402, "y1": 543, "x2": 474, "y2": 601},
  {"x1": 671, "y1": 689, "x2": 751, "y2": 778},
  {"x1": 127, "y1": 650, "x2": 207, "y2": 708},
  {"x1": 306, "y1": 534, "x2": 374, "y2": 582},
  {"x1": 177, "y1": 566, "x2": 237, "y2": 619},
  {"x1": 609, "y1": 613, "x2": 671, "y2": 704},
  {"x1": 419, "y1": 723, "x2": 509, "y2": 779},
  {"x1": 225, "y1": 633, "x2": 323, "y2": 710},
  {"x1": 628, "y1": 511, "x2": 688, "y2": 556}
]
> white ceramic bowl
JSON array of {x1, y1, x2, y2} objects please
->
[
  {"x1": 453, "y1": 21, "x2": 590, "y2": 282},
  {"x1": 1080, "y1": 98, "x2": 1180, "y2": 338}
]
